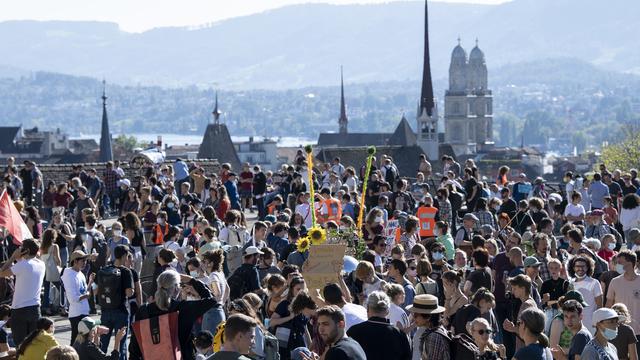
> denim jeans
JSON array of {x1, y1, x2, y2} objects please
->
[
  {"x1": 11, "y1": 305, "x2": 40, "y2": 345},
  {"x1": 100, "y1": 308, "x2": 129, "y2": 360},
  {"x1": 201, "y1": 306, "x2": 225, "y2": 335}
]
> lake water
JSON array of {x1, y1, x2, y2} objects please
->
[{"x1": 77, "y1": 133, "x2": 315, "y2": 147}]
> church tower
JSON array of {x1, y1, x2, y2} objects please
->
[
  {"x1": 99, "y1": 80, "x2": 113, "y2": 162},
  {"x1": 444, "y1": 38, "x2": 493, "y2": 155},
  {"x1": 338, "y1": 66, "x2": 348, "y2": 135},
  {"x1": 416, "y1": 0, "x2": 439, "y2": 160}
]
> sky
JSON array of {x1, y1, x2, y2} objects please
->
[{"x1": 0, "y1": 0, "x2": 510, "y2": 33}]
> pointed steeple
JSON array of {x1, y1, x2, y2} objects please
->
[
  {"x1": 338, "y1": 66, "x2": 348, "y2": 134},
  {"x1": 419, "y1": 0, "x2": 435, "y2": 117},
  {"x1": 99, "y1": 79, "x2": 113, "y2": 162},
  {"x1": 212, "y1": 91, "x2": 221, "y2": 125}
]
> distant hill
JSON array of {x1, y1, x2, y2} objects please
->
[
  {"x1": 0, "y1": 57, "x2": 638, "y2": 153},
  {"x1": 0, "y1": 0, "x2": 638, "y2": 89}
]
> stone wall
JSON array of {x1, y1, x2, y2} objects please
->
[{"x1": 37, "y1": 159, "x2": 221, "y2": 184}]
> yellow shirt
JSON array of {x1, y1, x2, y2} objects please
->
[{"x1": 19, "y1": 331, "x2": 58, "y2": 360}]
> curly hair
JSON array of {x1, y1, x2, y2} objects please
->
[{"x1": 567, "y1": 255, "x2": 595, "y2": 278}]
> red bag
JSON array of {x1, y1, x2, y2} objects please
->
[{"x1": 132, "y1": 310, "x2": 181, "y2": 360}]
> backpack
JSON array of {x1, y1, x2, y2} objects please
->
[
  {"x1": 97, "y1": 266, "x2": 123, "y2": 310},
  {"x1": 132, "y1": 309, "x2": 181, "y2": 360},
  {"x1": 263, "y1": 330, "x2": 281, "y2": 360},
  {"x1": 224, "y1": 245, "x2": 244, "y2": 275},
  {"x1": 213, "y1": 321, "x2": 225, "y2": 352},
  {"x1": 421, "y1": 327, "x2": 479, "y2": 360},
  {"x1": 227, "y1": 266, "x2": 249, "y2": 300},
  {"x1": 384, "y1": 165, "x2": 398, "y2": 187}
]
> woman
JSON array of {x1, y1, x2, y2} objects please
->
[
  {"x1": 288, "y1": 213, "x2": 308, "y2": 238},
  {"x1": 469, "y1": 317, "x2": 506, "y2": 360},
  {"x1": 453, "y1": 287, "x2": 497, "y2": 337},
  {"x1": 263, "y1": 274, "x2": 287, "y2": 319},
  {"x1": 620, "y1": 194, "x2": 640, "y2": 248},
  {"x1": 43, "y1": 181, "x2": 57, "y2": 221},
  {"x1": 513, "y1": 308, "x2": 553, "y2": 360},
  {"x1": 529, "y1": 198, "x2": 549, "y2": 226},
  {"x1": 215, "y1": 186, "x2": 231, "y2": 221},
  {"x1": 354, "y1": 261, "x2": 386, "y2": 304},
  {"x1": 270, "y1": 286, "x2": 317, "y2": 360},
  {"x1": 123, "y1": 212, "x2": 146, "y2": 274},
  {"x1": 464, "y1": 248, "x2": 493, "y2": 296},
  {"x1": 24, "y1": 206, "x2": 42, "y2": 239},
  {"x1": 137, "y1": 187, "x2": 152, "y2": 218},
  {"x1": 17, "y1": 317, "x2": 59, "y2": 360},
  {"x1": 41, "y1": 229, "x2": 62, "y2": 315},
  {"x1": 496, "y1": 166, "x2": 509, "y2": 188},
  {"x1": 53, "y1": 183, "x2": 74, "y2": 209},
  {"x1": 414, "y1": 256, "x2": 439, "y2": 297},
  {"x1": 48, "y1": 209, "x2": 74, "y2": 266},
  {"x1": 45, "y1": 345, "x2": 80, "y2": 360},
  {"x1": 400, "y1": 216, "x2": 420, "y2": 260},
  {"x1": 121, "y1": 188, "x2": 140, "y2": 216},
  {"x1": 386, "y1": 284, "x2": 410, "y2": 332},
  {"x1": 129, "y1": 270, "x2": 220, "y2": 360},
  {"x1": 200, "y1": 249, "x2": 229, "y2": 335},
  {"x1": 106, "y1": 221, "x2": 130, "y2": 262},
  {"x1": 362, "y1": 208, "x2": 384, "y2": 246},
  {"x1": 162, "y1": 194, "x2": 181, "y2": 226},
  {"x1": 611, "y1": 303, "x2": 638, "y2": 360},
  {"x1": 442, "y1": 270, "x2": 468, "y2": 328},
  {"x1": 72, "y1": 317, "x2": 125, "y2": 360}
]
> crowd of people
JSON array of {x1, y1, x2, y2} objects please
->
[{"x1": 0, "y1": 153, "x2": 640, "y2": 360}]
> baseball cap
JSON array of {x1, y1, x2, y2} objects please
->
[
  {"x1": 243, "y1": 246, "x2": 264, "y2": 256},
  {"x1": 523, "y1": 256, "x2": 541, "y2": 268},
  {"x1": 463, "y1": 213, "x2": 479, "y2": 222},
  {"x1": 592, "y1": 308, "x2": 622, "y2": 327},
  {"x1": 77, "y1": 317, "x2": 103, "y2": 335},
  {"x1": 563, "y1": 290, "x2": 589, "y2": 307},
  {"x1": 117, "y1": 179, "x2": 131, "y2": 187}
]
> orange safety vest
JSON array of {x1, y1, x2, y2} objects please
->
[
  {"x1": 267, "y1": 203, "x2": 278, "y2": 215},
  {"x1": 416, "y1": 206, "x2": 437, "y2": 238},
  {"x1": 153, "y1": 223, "x2": 169, "y2": 245},
  {"x1": 322, "y1": 198, "x2": 342, "y2": 223}
]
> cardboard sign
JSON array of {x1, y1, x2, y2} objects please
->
[
  {"x1": 384, "y1": 220, "x2": 399, "y2": 256},
  {"x1": 303, "y1": 244, "x2": 347, "y2": 291}
]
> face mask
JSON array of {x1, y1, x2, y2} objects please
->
[
  {"x1": 602, "y1": 327, "x2": 618, "y2": 340},
  {"x1": 82, "y1": 234, "x2": 89, "y2": 241},
  {"x1": 432, "y1": 252, "x2": 445, "y2": 261},
  {"x1": 374, "y1": 216, "x2": 383, "y2": 223},
  {"x1": 575, "y1": 274, "x2": 586, "y2": 280},
  {"x1": 608, "y1": 242, "x2": 616, "y2": 251},
  {"x1": 167, "y1": 202, "x2": 174, "y2": 209},
  {"x1": 190, "y1": 271, "x2": 199, "y2": 278},
  {"x1": 113, "y1": 230, "x2": 122, "y2": 237},
  {"x1": 616, "y1": 264, "x2": 625, "y2": 275},
  {"x1": 619, "y1": 315, "x2": 628, "y2": 323}
]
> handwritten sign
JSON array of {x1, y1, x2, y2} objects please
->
[
  {"x1": 384, "y1": 220, "x2": 399, "y2": 257},
  {"x1": 303, "y1": 244, "x2": 347, "y2": 291}
]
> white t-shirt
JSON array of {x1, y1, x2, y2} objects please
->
[
  {"x1": 564, "y1": 203, "x2": 586, "y2": 218},
  {"x1": 208, "y1": 271, "x2": 228, "y2": 303},
  {"x1": 295, "y1": 203, "x2": 313, "y2": 229},
  {"x1": 388, "y1": 303, "x2": 410, "y2": 330},
  {"x1": 61, "y1": 267, "x2": 91, "y2": 318},
  {"x1": 163, "y1": 240, "x2": 181, "y2": 252},
  {"x1": 11, "y1": 258, "x2": 45, "y2": 309},
  {"x1": 572, "y1": 276, "x2": 603, "y2": 333},
  {"x1": 342, "y1": 303, "x2": 367, "y2": 331}
]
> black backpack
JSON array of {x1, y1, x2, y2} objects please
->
[
  {"x1": 384, "y1": 165, "x2": 398, "y2": 186},
  {"x1": 421, "y1": 327, "x2": 479, "y2": 359},
  {"x1": 227, "y1": 266, "x2": 249, "y2": 300},
  {"x1": 97, "y1": 266, "x2": 124, "y2": 310}
]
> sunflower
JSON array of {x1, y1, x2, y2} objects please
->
[
  {"x1": 297, "y1": 237, "x2": 311, "y2": 253},
  {"x1": 308, "y1": 227, "x2": 326, "y2": 245}
]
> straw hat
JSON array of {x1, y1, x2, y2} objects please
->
[{"x1": 405, "y1": 294, "x2": 445, "y2": 314}]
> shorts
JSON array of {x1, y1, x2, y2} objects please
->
[{"x1": 239, "y1": 189, "x2": 253, "y2": 198}]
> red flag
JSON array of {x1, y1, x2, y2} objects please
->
[{"x1": 0, "y1": 190, "x2": 33, "y2": 245}]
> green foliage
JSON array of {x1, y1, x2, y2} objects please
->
[
  {"x1": 601, "y1": 127, "x2": 640, "y2": 171},
  {"x1": 113, "y1": 134, "x2": 142, "y2": 153}
]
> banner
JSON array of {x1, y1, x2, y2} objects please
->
[{"x1": 0, "y1": 190, "x2": 32, "y2": 245}]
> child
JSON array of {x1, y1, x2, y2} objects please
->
[
  {"x1": 194, "y1": 330, "x2": 214, "y2": 360},
  {"x1": 539, "y1": 258, "x2": 569, "y2": 334}
]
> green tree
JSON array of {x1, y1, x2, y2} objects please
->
[
  {"x1": 601, "y1": 126, "x2": 640, "y2": 170},
  {"x1": 113, "y1": 134, "x2": 142, "y2": 153}
]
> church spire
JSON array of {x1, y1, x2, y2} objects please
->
[
  {"x1": 99, "y1": 79, "x2": 113, "y2": 162},
  {"x1": 419, "y1": 0, "x2": 435, "y2": 117},
  {"x1": 339, "y1": 66, "x2": 348, "y2": 134},
  {"x1": 212, "y1": 91, "x2": 221, "y2": 125}
]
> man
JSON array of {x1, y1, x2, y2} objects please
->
[
  {"x1": 416, "y1": 196, "x2": 438, "y2": 239},
  {"x1": 347, "y1": 291, "x2": 411, "y2": 360},
  {"x1": 419, "y1": 154, "x2": 432, "y2": 179},
  {"x1": 253, "y1": 166, "x2": 267, "y2": 220},
  {"x1": 570, "y1": 255, "x2": 603, "y2": 334},
  {"x1": 603, "y1": 172, "x2": 622, "y2": 208},
  {"x1": 407, "y1": 294, "x2": 450, "y2": 360},
  {"x1": 512, "y1": 173, "x2": 532, "y2": 203},
  {"x1": 173, "y1": 158, "x2": 190, "y2": 198},
  {"x1": 589, "y1": 173, "x2": 610, "y2": 210},
  {"x1": 322, "y1": 283, "x2": 367, "y2": 331},
  {"x1": 523, "y1": 256, "x2": 543, "y2": 306},
  {"x1": 585, "y1": 209, "x2": 621, "y2": 244},
  {"x1": 256, "y1": 247, "x2": 281, "y2": 282},
  {"x1": 239, "y1": 163, "x2": 254, "y2": 212},
  {"x1": 61, "y1": 250, "x2": 93, "y2": 345},
  {"x1": 498, "y1": 187, "x2": 518, "y2": 219},
  {"x1": 463, "y1": 168, "x2": 482, "y2": 210},
  {"x1": 533, "y1": 234, "x2": 552, "y2": 282},
  {"x1": 94, "y1": 245, "x2": 134, "y2": 358},
  {"x1": 565, "y1": 171, "x2": 577, "y2": 202},
  {"x1": 103, "y1": 161, "x2": 120, "y2": 213},
  {"x1": 207, "y1": 314, "x2": 257, "y2": 360},
  {"x1": 0, "y1": 239, "x2": 45, "y2": 344},
  {"x1": 390, "y1": 179, "x2": 415, "y2": 213},
  {"x1": 331, "y1": 157, "x2": 346, "y2": 179},
  {"x1": 228, "y1": 246, "x2": 263, "y2": 300},
  {"x1": 319, "y1": 188, "x2": 342, "y2": 225},
  {"x1": 387, "y1": 259, "x2": 415, "y2": 309},
  {"x1": 371, "y1": 235, "x2": 387, "y2": 273},
  {"x1": 580, "y1": 308, "x2": 621, "y2": 360},
  {"x1": 551, "y1": 300, "x2": 592, "y2": 360},
  {"x1": 308, "y1": 306, "x2": 367, "y2": 360},
  {"x1": 225, "y1": 172, "x2": 242, "y2": 210},
  {"x1": 266, "y1": 222, "x2": 290, "y2": 263},
  {"x1": 606, "y1": 250, "x2": 640, "y2": 344},
  {"x1": 455, "y1": 213, "x2": 478, "y2": 248},
  {"x1": 492, "y1": 232, "x2": 521, "y2": 356}
]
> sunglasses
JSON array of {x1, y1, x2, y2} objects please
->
[{"x1": 476, "y1": 329, "x2": 493, "y2": 335}]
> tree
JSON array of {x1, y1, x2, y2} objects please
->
[
  {"x1": 601, "y1": 126, "x2": 640, "y2": 170},
  {"x1": 113, "y1": 134, "x2": 142, "y2": 153}
]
